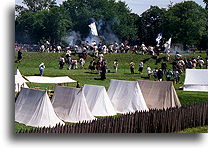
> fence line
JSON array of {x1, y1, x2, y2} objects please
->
[{"x1": 16, "y1": 102, "x2": 208, "y2": 133}]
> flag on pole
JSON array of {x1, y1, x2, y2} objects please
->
[
  {"x1": 88, "y1": 22, "x2": 98, "y2": 36},
  {"x1": 164, "y1": 38, "x2": 172, "y2": 49},
  {"x1": 156, "y1": 33, "x2": 162, "y2": 45}
]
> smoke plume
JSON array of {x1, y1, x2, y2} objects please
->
[{"x1": 66, "y1": 18, "x2": 120, "y2": 46}]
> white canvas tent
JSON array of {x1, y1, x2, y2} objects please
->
[
  {"x1": 15, "y1": 88, "x2": 64, "y2": 127},
  {"x1": 25, "y1": 76, "x2": 76, "y2": 84},
  {"x1": 83, "y1": 84, "x2": 116, "y2": 116},
  {"x1": 107, "y1": 79, "x2": 149, "y2": 113},
  {"x1": 184, "y1": 69, "x2": 208, "y2": 92},
  {"x1": 51, "y1": 85, "x2": 95, "y2": 123},
  {"x1": 15, "y1": 69, "x2": 28, "y2": 92},
  {"x1": 138, "y1": 80, "x2": 181, "y2": 109}
]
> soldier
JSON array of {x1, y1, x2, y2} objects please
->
[
  {"x1": 130, "y1": 61, "x2": 135, "y2": 74},
  {"x1": 39, "y1": 63, "x2": 45, "y2": 76}
]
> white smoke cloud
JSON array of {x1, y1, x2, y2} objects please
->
[
  {"x1": 66, "y1": 31, "x2": 81, "y2": 46},
  {"x1": 65, "y1": 18, "x2": 120, "y2": 46}
]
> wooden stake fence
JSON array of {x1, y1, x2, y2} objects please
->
[{"x1": 16, "y1": 102, "x2": 208, "y2": 133}]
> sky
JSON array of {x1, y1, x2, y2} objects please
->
[{"x1": 16, "y1": 0, "x2": 205, "y2": 15}]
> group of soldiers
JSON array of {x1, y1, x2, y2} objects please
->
[
  {"x1": 16, "y1": 40, "x2": 208, "y2": 82},
  {"x1": 15, "y1": 40, "x2": 169, "y2": 57},
  {"x1": 128, "y1": 52, "x2": 208, "y2": 84}
]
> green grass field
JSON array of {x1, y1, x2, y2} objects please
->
[
  {"x1": 15, "y1": 51, "x2": 208, "y2": 133},
  {"x1": 179, "y1": 126, "x2": 208, "y2": 133}
]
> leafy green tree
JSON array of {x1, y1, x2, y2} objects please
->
[
  {"x1": 62, "y1": 0, "x2": 138, "y2": 42},
  {"x1": 15, "y1": 11, "x2": 36, "y2": 43},
  {"x1": 15, "y1": 6, "x2": 72, "y2": 44},
  {"x1": 203, "y1": 0, "x2": 208, "y2": 10},
  {"x1": 16, "y1": 0, "x2": 139, "y2": 44},
  {"x1": 110, "y1": 1, "x2": 138, "y2": 41},
  {"x1": 45, "y1": 6, "x2": 73, "y2": 44},
  {"x1": 164, "y1": 1, "x2": 208, "y2": 49},
  {"x1": 139, "y1": 6, "x2": 166, "y2": 45},
  {"x1": 15, "y1": 5, "x2": 27, "y2": 17},
  {"x1": 22, "y1": 0, "x2": 56, "y2": 12}
]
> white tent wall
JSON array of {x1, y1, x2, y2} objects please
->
[
  {"x1": 51, "y1": 86, "x2": 95, "y2": 123},
  {"x1": 184, "y1": 85, "x2": 208, "y2": 92},
  {"x1": 83, "y1": 84, "x2": 116, "y2": 116},
  {"x1": 15, "y1": 88, "x2": 64, "y2": 127},
  {"x1": 25, "y1": 76, "x2": 76, "y2": 84},
  {"x1": 184, "y1": 69, "x2": 208, "y2": 92},
  {"x1": 15, "y1": 69, "x2": 28, "y2": 92},
  {"x1": 107, "y1": 79, "x2": 149, "y2": 114}
]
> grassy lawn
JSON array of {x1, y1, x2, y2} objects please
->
[
  {"x1": 15, "y1": 122, "x2": 35, "y2": 132},
  {"x1": 179, "y1": 126, "x2": 208, "y2": 133},
  {"x1": 15, "y1": 51, "x2": 208, "y2": 133}
]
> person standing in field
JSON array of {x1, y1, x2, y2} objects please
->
[
  {"x1": 166, "y1": 69, "x2": 173, "y2": 81},
  {"x1": 17, "y1": 49, "x2": 23, "y2": 63},
  {"x1": 157, "y1": 68, "x2": 163, "y2": 81},
  {"x1": 65, "y1": 53, "x2": 72, "y2": 70},
  {"x1": 96, "y1": 60, "x2": 102, "y2": 74},
  {"x1": 113, "y1": 59, "x2": 119, "y2": 73},
  {"x1": 59, "y1": 56, "x2": 65, "y2": 69},
  {"x1": 161, "y1": 62, "x2": 167, "y2": 73},
  {"x1": 152, "y1": 68, "x2": 158, "y2": 81},
  {"x1": 79, "y1": 57, "x2": 85, "y2": 69},
  {"x1": 192, "y1": 58, "x2": 197, "y2": 69},
  {"x1": 138, "y1": 61, "x2": 144, "y2": 74},
  {"x1": 140, "y1": 43, "x2": 147, "y2": 55},
  {"x1": 100, "y1": 60, "x2": 107, "y2": 80},
  {"x1": 173, "y1": 70, "x2": 180, "y2": 84},
  {"x1": 39, "y1": 63, "x2": 45, "y2": 76},
  {"x1": 166, "y1": 50, "x2": 171, "y2": 61},
  {"x1": 146, "y1": 66, "x2": 152, "y2": 79},
  {"x1": 130, "y1": 61, "x2": 135, "y2": 74},
  {"x1": 89, "y1": 58, "x2": 96, "y2": 73},
  {"x1": 198, "y1": 58, "x2": 204, "y2": 69}
]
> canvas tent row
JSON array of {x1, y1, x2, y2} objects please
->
[
  {"x1": 107, "y1": 79, "x2": 149, "y2": 113},
  {"x1": 138, "y1": 80, "x2": 181, "y2": 109},
  {"x1": 52, "y1": 85, "x2": 95, "y2": 123},
  {"x1": 15, "y1": 88, "x2": 64, "y2": 127},
  {"x1": 15, "y1": 69, "x2": 29, "y2": 92},
  {"x1": 184, "y1": 69, "x2": 208, "y2": 92},
  {"x1": 83, "y1": 84, "x2": 116, "y2": 116},
  {"x1": 25, "y1": 76, "x2": 76, "y2": 84}
]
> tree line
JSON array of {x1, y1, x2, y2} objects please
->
[{"x1": 15, "y1": 0, "x2": 208, "y2": 49}]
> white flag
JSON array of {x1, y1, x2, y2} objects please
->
[
  {"x1": 88, "y1": 22, "x2": 98, "y2": 36},
  {"x1": 164, "y1": 38, "x2": 172, "y2": 49},
  {"x1": 156, "y1": 33, "x2": 162, "y2": 45}
]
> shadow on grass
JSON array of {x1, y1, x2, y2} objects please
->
[
  {"x1": 123, "y1": 73, "x2": 140, "y2": 75},
  {"x1": 94, "y1": 77, "x2": 107, "y2": 81},
  {"x1": 84, "y1": 72, "x2": 99, "y2": 74},
  {"x1": 141, "y1": 76, "x2": 150, "y2": 79},
  {"x1": 154, "y1": 56, "x2": 166, "y2": 65},
  {"x1": 143, "y1": 57, "x2": 151, "y2": 63}
]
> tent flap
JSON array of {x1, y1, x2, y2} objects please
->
[
  {"x1": 107, "y1": 79, "x2": 149, "y2": 113},
  {"x1": 52, "y1": 85, "x2": 95, "y2": 123},
  {"x1": 83, "y1": 84, "x2": 116, "y2": 116}
]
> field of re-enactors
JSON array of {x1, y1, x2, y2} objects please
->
[{"x1": 15, "y1": 51, "x2": 208, "y2": 133}]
